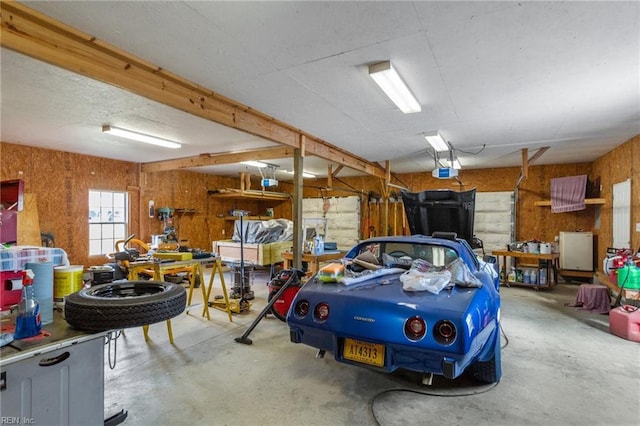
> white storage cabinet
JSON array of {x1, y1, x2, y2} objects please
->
[{"x1": 0, "y1": 333, "x2": 106, "y2": 425}]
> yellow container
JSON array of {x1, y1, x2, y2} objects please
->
[
  {"x1": 54, "y1": 265, "x2": 84, "y2": 302},
  {"x1": 153, "y1": 252, "x2": 193, "y2": 261}
]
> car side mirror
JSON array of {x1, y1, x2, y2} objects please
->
[{"x1": 482, "y1": 255, "x2": 497, "y2": 264}]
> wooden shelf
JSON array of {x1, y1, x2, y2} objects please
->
[
  {"x1": 208, "y1": 189, "x2": 290, "y2": 201},
  {"x1": 174, "y1": 208, "x2": 197, "y2": 214},
  {"x1": 223, "y1": 215, "x2": 276, "y2": 221},
  {"x1": 534, "y1": 198, "x2": 606, "y2": 207}
]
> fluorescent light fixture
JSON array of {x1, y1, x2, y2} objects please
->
[
  {"x1": 369, "y1": 60, "x2": 421, "y2": 114},
  {"x1": 102, "y1": 125, "x2": 181, "y2": 149},
  {"x1": 448, "y1": 159, "x2": 461, "y2": 170},
  {"x1": 281, "y1": 170, "x2": 316, "y2": 178},
  {"x1": 241, "y1": 161, "x2": 268, "y2": 168},
  {"x1": 424, "y1": 131, "x2": 449, "y2": 152}
]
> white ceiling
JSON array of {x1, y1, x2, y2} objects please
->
[{"x1": 1, "y1": 1, "x2": 638, "y2": 179}]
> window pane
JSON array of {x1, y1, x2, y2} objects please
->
[
  {"x1": 89, "y1": 209, "x2": 101, "y2": 223},
  {"x1": 89, "y1": 240, "x2": 103, "y2": 256},
  {"x1": 101, "y1": 192, "x2": 112, "y2": 206},
  {"x1": 111, "y1": 208, "x2": 125, "y2": 223},
  {"x1": 102, "y1": 239, "x2": 115, "y2": 255},
  {"x1": 89, "y1": 190, "x2": 101, "y2": 207},
  {"x1": 113, "y1": 192, "x2": 125, "y2": 208},
  {"x1": 89, "y1": 224, "x2": 101, "y2": 239},
  {"x1": 114, "y1": 224, "x2": 127, "y2": 240}
]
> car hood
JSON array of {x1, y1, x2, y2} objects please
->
[{"x1": 401, "y1": 189, "x2": 476, "y2": 245}]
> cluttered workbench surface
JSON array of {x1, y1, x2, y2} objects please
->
[
  {"x1": 1, "y1": 310, "x2": 111, "y2": 425},
  {"x1": 1, "y1": 310, "x2": 106, "y2": 363}
]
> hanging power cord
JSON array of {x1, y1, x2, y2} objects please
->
[
  {"x1": 454, "y1": 144, "x2": 486, "y2": 156},
  {"x1": 368, "y1": 324, "x2": 509, "y2": 426},
  {"x1": 105, "y1": 329, "x2": 122, "y2": 370}
]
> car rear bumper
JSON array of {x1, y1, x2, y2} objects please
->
[{"x1": 289, "y1": 325, "x2": 492, "y2": 379}]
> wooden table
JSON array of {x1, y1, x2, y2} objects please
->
[
  {"x1": 492, "y1": 250, "x2": 560, "y2": 289},
  {"x1": 281, "y1": 251, "x2": 345, "y2": 276}
]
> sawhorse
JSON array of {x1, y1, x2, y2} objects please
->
[{"x1": 197, "y1": 257, "x2": 233, "y2": 322}]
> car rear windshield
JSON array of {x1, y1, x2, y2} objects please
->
[{"x1": 356, "y1": 242, "x2": 459, "y2": 269}]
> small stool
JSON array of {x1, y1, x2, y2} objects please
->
[
  {"x1": 569, "y1": 284, "x2": 611, "y2": 313},
  {"x1": 609, "y1": 305, "x2": 640, "y2": 342}
]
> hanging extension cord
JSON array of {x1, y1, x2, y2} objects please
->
[{"x1": 368, "y1": 323, "x2": 509, "y2": 426}]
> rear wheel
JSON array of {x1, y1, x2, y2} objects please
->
[
  {"x1": 467, "y1": 355, "x2": 498, "y2": 383},
  {"x1": 467, "y1": 330, "x2": 501, "y2": 383}
]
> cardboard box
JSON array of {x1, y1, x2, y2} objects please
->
[
  {"x1": 623, "y1": 289, "x2": 640, "y2": 300},
  {"x1": 213, "y1": 240, "x2": 291, "y2": 266}
]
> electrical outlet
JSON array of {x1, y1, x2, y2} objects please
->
[{"x1": 636, "y1": 222, "x2": 640, "y2": 232}]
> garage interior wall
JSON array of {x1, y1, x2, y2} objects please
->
[
  {"x1": 1, "y1": 136, "x2": 637, "y2": 268},
  {"x1": 302, "y1": 196, "x2": 361, "y2": 250}
]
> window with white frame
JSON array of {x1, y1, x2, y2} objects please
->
[{"x1": 88, "y1": 190, "x2": 128, "y2": 256}]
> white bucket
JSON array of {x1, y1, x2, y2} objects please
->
[
  {"x1": 151, "y1": 235, "x2": 165, "y2": 248},
  {"x1": 527, "y1": 242, "x2": 539, "y2": 254},
  {"x1": 539, "y1": 243, "x2": 551, "y2": 254}
]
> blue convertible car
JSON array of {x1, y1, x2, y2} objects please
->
[{"x1": 286, "y1": 189, "x2": 501, "y2": 383}]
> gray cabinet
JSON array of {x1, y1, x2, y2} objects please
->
[{"x1": 1, "y1": 332, "x2": 105, "y2": 425}]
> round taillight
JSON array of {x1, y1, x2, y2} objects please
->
[
  {"x1": 314, "y1": 302, "x2": 330, "y2": 321},
  {"x1": 404, "y1": 316, "x2": 426, "y2": 341},
  {"x1": 434, "y1": 320, "x2": 457, "y2": 345},
  {"x1": 295, "y1": 300, "x2": 310, "y2": 317}
]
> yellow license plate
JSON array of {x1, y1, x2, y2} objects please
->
[{"x1": 343, "y1": 338, "x2": 385, "y2": 367}]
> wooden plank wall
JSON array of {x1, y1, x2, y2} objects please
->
[
  {"x1": 2, "y1": 136, "x2": 637, "y2": 269},
  {"x1": 304, "y1": 161, "x2": 596, "y2": 245},
  {"x1": 0, "y1": 142, "x2": 294, "y2": 267},
  {"x1": 592, "y1": 136, "x2": 639, "y2": 264}
]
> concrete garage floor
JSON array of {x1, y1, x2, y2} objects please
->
[{"x1": 103, "y1": 268, "x2": 639, "y2": 426}]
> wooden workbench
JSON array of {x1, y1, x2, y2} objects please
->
[{"x1": 281, "y1": 251, "x2": 345, "y2": 276}]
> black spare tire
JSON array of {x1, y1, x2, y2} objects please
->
[{"x1": 65, "y1": 281, "x2": 186, "y2": 332}]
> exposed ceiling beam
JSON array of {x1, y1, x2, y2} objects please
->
[
  {"x1": 141, "y1": 146, "x2": 295, "y2": 173},
  {"x1": 521, "y1": 146, "x2": 550, "y2": 180},
  {"x1": 528, "y1": 146, "x2": 550, "y2": 165},
  {"x1": 332, "y1": 165, "x2": 344, "y2": 177},
  {"x1": 304, "y1": 141, "x2": 385, "y2": 177},
  {"x1": 0, "y1": 1, "x2": 387, "y2": 179}
]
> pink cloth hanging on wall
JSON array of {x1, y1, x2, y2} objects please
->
[{"x1": 551, "y1": 174, "x2": 588, "y2": 213}]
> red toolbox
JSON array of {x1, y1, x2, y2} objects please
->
[
  {"x1": 1, "y1": 270, "x2": 23, "y2": 311},
  {"x1": 609, "y1": 305, "x2": 640, "y2": 342}
]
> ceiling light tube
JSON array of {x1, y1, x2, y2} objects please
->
[
  {"x1": 424, "y1": 131, "x2": 449, "y2": 152},
  {"x1": 102, "y1": 125, "x2": 181, "y2": 149},
  {"x1": 241, "y1": 161, "x2": 268, "y2": 168},
  {"x1": 369, "y1": 61, "x2": 421, "y2": 114}
]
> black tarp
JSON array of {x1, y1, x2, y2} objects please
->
[{"x1": 401, "y1": 189, "x2": 476, "y2": 245}]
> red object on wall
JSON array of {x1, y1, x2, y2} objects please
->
[
  {"x1": 0, "y1": 179, "x2": 25, "y2": 211},
  {"x1": 0, "y1": 179, "x2": 25, "y2": 244},
  {"x1": 1, "y1": 270, "x2": 23, "y2": 311}
]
